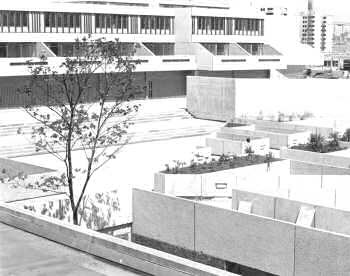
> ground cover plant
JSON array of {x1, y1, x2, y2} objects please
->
[
  {"x1": 292, "y1": 132, "x2": 345, "y2": 153},
  {"x1": 163, "y1": 153, "x2": 279, "y2": 175}
]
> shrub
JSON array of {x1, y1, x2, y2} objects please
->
[
  {"x1": 309, "y1": 133, "x2": 325, "y2": 152},
  {"x1": 329, "y1": 132, "x2": 340, "y2": 147},
  {"x1": 342, "y1": 128, "x2": 350, "y2": 142}
]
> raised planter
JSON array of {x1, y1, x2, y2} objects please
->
[
  {"x1": 154, "y1": 159, "x2": 290, "y2": 197},
  {"x1": 205, "y1": 136, "x2": 269, "y2": 156},
  {"x1": 221, "y1": 122, "x2": 255, "y2": 132},
  {"x1": 280, "y1": 147, "x2": 350, "y2": 175},
  {"x1": 232, "y1": 118, "x2": 334, "y2": 137},
  {"x1": 218, "y1": 128, "x2": 310, "y2": 149}
]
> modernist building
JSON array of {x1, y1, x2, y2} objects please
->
[
  {"x1": 299, "y1": 0, "x2": 333, "y2": 52},
  {"x1": 0, "y1": 0, "x2": 285, "y2": 107}
]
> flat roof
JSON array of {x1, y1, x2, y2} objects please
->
[{"x1": 0, "y1": 222, "x2": 147, "y2": 275}]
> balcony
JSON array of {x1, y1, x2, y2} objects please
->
[
  {"x1": 194, "y1": 43, "x2": 285, "y2": 71},
  {"x1": 0, "y1": 55, "x2": 196, "y2": 77}
]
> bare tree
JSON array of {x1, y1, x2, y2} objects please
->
[{"x1": 18, "y1": 37, "x2": 141, "y2": 225}]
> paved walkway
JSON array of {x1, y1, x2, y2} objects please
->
[{"x1": 0, "y1": 222, "x2": 148, "y2": 276}]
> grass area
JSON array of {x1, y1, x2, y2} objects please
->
[
  {"x1": 162, "y1": 155, "x2": 280, "y2": 175},
  {"x1": 0, "y1": 158, "x2": 54, "y2": 179}
]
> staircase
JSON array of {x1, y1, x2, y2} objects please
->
[{"x1": 0, "y1": 99, "x2": 222, "y2": 158}]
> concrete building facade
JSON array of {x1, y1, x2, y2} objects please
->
[
  {"x1": 299, "y1": 0, "x2": 333, "y2": 52},
  {"x1": 0, "y1": 0, "x2": 285, "y2": 107}
]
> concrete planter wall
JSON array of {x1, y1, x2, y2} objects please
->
[
  {"x1": 133, "y1": 189, "x2": 350, "y2": 276},
  {"x1": 220, "y1": 123, "x2": 256, "y2": 132},
  {"x1": 233, "y1": 118, "x2": 334, "y2": 137},
  {"x1": 154, "y1": 160, "x2": 290, "y2": 197},
  {"x1": 0, "y1": 203, "x2": 232, "y2": 276},
  {"x1": 217, "y1": 128, "x2": 310, "y2": 149},
  {"x1": 280, "y1": 147, "x2": 350, "y2": 175},
  {"x1": 205, "y1": 136, "x2": 269, "y2": 156}
]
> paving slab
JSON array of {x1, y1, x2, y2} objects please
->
[{"x1": 0, "y1": 222, "x2": 147, "y2": 276}]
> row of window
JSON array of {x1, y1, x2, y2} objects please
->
[
  {"x1": 0, "y1": 43, "x2": 37, "y2": 58},
  {"x1": 143, "y1": 43, "x2": 174, "y2": 55},
  {"x1": 192, "y1": 16, "x2": 264, "y2": 36},
  {"x1": 0, "y1": 10, "x2": 175, "y2": 35},
  {"x1": 44, "y1": 13, "x2": 81, "y2": 29},
  {"x1": 95, "y1": 14, "x2": 174, "y2": 34},
  {"x1": 0, "y1": 11, "x2": 29, "y2": 30}
]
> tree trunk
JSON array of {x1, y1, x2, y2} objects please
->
[{"x1": 73, "y1": 209, "x2": 79, "y2": 225}]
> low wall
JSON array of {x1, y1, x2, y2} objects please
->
[
  {"x1": 205, "y1": 136, "x2": 269, "y2": 156},
  {"x1": 233, "y1": 118, "x2": 334, "y2": 137},
  {"x1": 281, "y1": 147, "x2": 350, "y2": 175},
  {"x1": 231, "y1": 188, "x2": 350, "y2": 238},
  {"x1": 218, "y1": 128, "x2": 310, "y2": 149},
  {"x1": 153, "y1": 160, "x2": 290, "y2": 197},
  {"x1": 0, "y1": 202, "x2": 233, "y2": 276},
  {"x1": 133, "y1": 189, "x2": 350, "y2": 276}
]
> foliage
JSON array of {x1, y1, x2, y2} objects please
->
[
  {"x1": 17, "y1": 36, "x2": 140, "y2": 225},
  {"x1": 309, "y1": 133, "x2": 325, "y2": 152},
  {"x1": 293, "y1": 132, "x2": 344, "y2": 153},
  {"x1": 23, "y1": 191, "x2": 119, "y2": 230},
  {"x1": 163, "y1": 153, "x2": 280, "y2": 175},
  {"x1": 244, "y1": 145, "x2": 255, "y2": 161},
  {"x1": 329, "y1": 132, "x2": 340, "y2": 147},
  {"x1": 341, "y1": 128, "x2": 350, "y2": 142}
]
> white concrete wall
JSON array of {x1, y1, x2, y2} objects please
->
[
  {"x1": 195, "y1": 203, "x2": 295, "y2": 276},
  {"x1": 280, "y1": 147, "x2": 350, "y2": 170},
  {"x1": 187, "y1": 76, "x2": 235, "y2": 121},
  {"x1": 132, "y1": 189, "x2": 195, "y2": 251},
  {"x1": 153, "y1": 160, "x2": 290, "y2": 197},
  {"x1": 187, "y1": 77, "x2": 350, "y2": 121},
  {"x1": 234, "y1": 79, "x2": 350, "y2": 118},
  {"x1": 133, "y1": 189, "x2": 350, "y2": 275}
]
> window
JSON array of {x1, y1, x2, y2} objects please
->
[
  {"x1": 75, "y1": 14, "x2": 81, "y2": 28},
  {"x1": 9, "y1": 12, "x2": 15, "y2": 27},
  {"x1": 64, "y1": 14, "x2": 69, "y2": 27}
]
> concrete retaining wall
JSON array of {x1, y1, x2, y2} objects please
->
[
  {"x1": 281, "y1": 147, "x2": 350, "y2": 174},
  {"x1": 195, "y1": 203, "x2": 295, "y2": 276},
  {"x1": 133, "y1": 189, "x2": 350, "y2": 275},
  {"x1": 187, "y1": 77, "x2": 350, "y2": 121},
  {"x1": 232, "y1": 118, "x2": 334, "y2": 137},
  {"x1": 133, "y1": 189, "x2": 195, "y2": 251},
  {"x1": 295, "y1": 227, "x2": 350, "y2": 276},
  {"x1": 0, "y1": 202, "x2": 233, "y2": 276},
  {"x1": 217, "y1": 128, "x2": 310, "y2": 149},
  {"x1": 153, "y1": 160, "x2": 290, "y2": 197},
  {"x1": 186, "y1": 76, "x2": 235, "y2": 121},
  {"x1": 205, "y1": 136, "x2": 269, "y2": 156}
]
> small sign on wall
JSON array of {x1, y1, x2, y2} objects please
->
[
  {"x1": 296, "y1": 206, "x2": 315, "y2": 227},
  {"x1": 238, "y1": 201, "x2": 252, "y2": 214}
]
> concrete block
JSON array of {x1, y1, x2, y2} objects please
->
[
  {"x1": 232, "y1": 189, "x2": 275, "y2": 218},
  {"x1": 295, "y1": 227, "x2": 350, "y2": 276},
  {"x1": 275, "y1": 198, "x2": 314, "y2": 224},
  {"x1": 133, "y1": 189, "x2": 195, "y2": 251},
  {"x1": 315, "y1": 206, "x2": 350, "y2": 236},
  {"x1": 195, "y1": 203, "x2": 295, "y2": 276}
]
